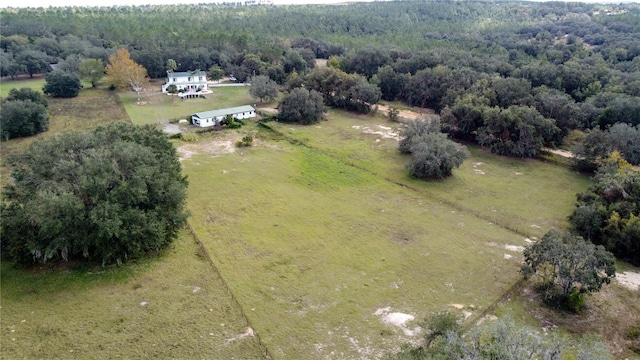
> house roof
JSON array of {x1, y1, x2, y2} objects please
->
[
  {"x1": 192, "y1": 105, "x2": 256, "y2": 119},
  {"x1": 169, "y1": 71, "x2": 206, "y2": 78}
]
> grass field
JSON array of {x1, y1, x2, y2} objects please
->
[
  {"x1": 0, "y1": 83, "x2": 265, "y2": 360},
  {"x1": 0, "y1": 77, "x2": 46, "y2": 98},
  {"x1": 0, "y1": 231, "x2": 265, "y2": 359},
  {"x1": 267, "y1": 110, "x2": 591, "y2": 237},
  {"x1": 121, "y1": 81, "x2": 255, "y2": 125},
  {"x1": 179, "y1": 111, "x2": 592, "y2": 358},
  {"x1": 4, "y1": 83, "x2": 631, "y2": 358}
]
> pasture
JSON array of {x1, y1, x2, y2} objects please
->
[
  {"x1": 0, "y1": 84, "x2": 265, "y2": 359},
  {"x1": 2, "y1": 84, "x2": 614, "y2": 359},
  {"x1": 0, "y1": 231, "x2": 266, "y2": 359},
  {"x1": 0, "y1": 77, "x2": 46, "y2": 98},
  {"x1": 179, "y1": 110, "x2": 591, "y2": 358}
]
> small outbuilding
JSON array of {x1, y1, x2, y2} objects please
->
[{"x1": 191, "y1": 105, "x2": 256, "y2": 127}]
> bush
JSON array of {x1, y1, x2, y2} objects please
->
[
  {"x1": 0, "y1": 99, "x2": 49, "y2": 140},
  {"x1": 522, "y1": 228, "x2": 616, "y2": 311},
  {"x1": 42, "y1": 71, "x2": 82, "y2": 98},
  {"x1": 400, "y1": 118, "x2": 469, "y2": 179},
  {"x1": 1, "y1": 123, "x2": 189, "y2": 266},
  {"x1": 278, "y1": 88, "x2": 326, "y2": 125}
]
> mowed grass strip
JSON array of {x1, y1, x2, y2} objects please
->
[
  {"x1": 182, "y1": 136, "x2": 528, "y2": 359},
  {"x1": 268, "y1": 109, "x2": 591, "y2": 237},
  {"x1": 121, "y1": 81, "x2": 255, "y2": 125},
  {"x1": 0, "y1": 77, "x2": 47, "y2": 98},
  {"x1": 0, "y1": 231, "x2": 266, "y2": 359}
]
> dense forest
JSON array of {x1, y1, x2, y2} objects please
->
[{"x1": 2, "y1": 1, "x2": 639, "y2": 164}]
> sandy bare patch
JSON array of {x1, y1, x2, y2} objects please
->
[
  {"x1": 378, "y1": 104, "x2": 435, "y2": 121},
  {"x1": 504, "y1": 253, "x2": 513, "y2": 259},
  {"x1": 225, "y1": 327, "x2": 255, "y2": 343},
  {"x1": 449, "y1": 304, "x2": 464, "y2": 310},
  {"x1": 257, "y1": 106, "x2": 278, "y2": 114},
  {"x1": 162, "y1": 123, "x2": 182, "y2": 134},
  {"x1": 361, "y1": 125, "x2": 401, "y2": 140},
  {"x1": 374, "y1": 307, "x2": 418, "y2": 336},
  {"x1": 504, "y1": 244, "x2": 525, "y2": 252},
  {"x1": 616, "y1": 271, "x2": 640, "y2": 291},
  {"x1": 543, "y1": 147, "x2": 574, "y2": 159},
  {"x1": 177, "y1": 139, "x2": 236, "y2": 161}
]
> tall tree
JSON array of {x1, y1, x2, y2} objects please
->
[
  {"x1": 521, "y1": 228, "x2": 616, "y2": 310},
  {"x1": 1, "y1": 123, "x2": 189, "y2": 266},
  {"x1": 278, "y1": 88, "x2": 326, "y2": 125},
  {"x1": 166, "y1": 58, "x2": 177, "y2": 73},
  {"x1": 4, "y1": 87, "x2": 48, "y2": 108},
  {"x1": 569, "y1": 152, "x2": 640, "y2": 265},
  {"x1": 208, "y1": 64, "x2": 224, "y2": 82},
  {"x1": 249, "y1": 75, "x2": 278, "y2": 103},
  {"x1": 105, "y1": 48, "x2": 149, "y2": 99},
  {"x1": 43, "y1": 71, "x2": 82, "y2": 98},
  {"x1": 400, "y1": 118, "x2": 469, "y2": 180},
  {"x1": 78, "y1": 58, "x2": 105, "y2": 88}
]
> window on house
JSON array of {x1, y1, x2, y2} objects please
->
[
  {"x1": 173, "y1": 78, "x2": 176, "y2": 82},
  {"x1": 199, "y1": 76, "x2": 203, "y2": 81}
]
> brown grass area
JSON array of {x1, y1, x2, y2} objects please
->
[{"x1": 509, "y1": 282, "x2": 640, "y2": 358}]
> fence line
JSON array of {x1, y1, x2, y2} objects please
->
[
  {"x1": 185, "y1": 222, "x2": 273, "y2": 359},
  {"x1": 259, "y1": 122, "x2": 534, "y2": 239}
]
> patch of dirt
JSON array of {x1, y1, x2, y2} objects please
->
[
  {"x1": 257, "y1": 106, "x2": 278, "y2": 114},
  {"x1": 356, "y1": 125, "x2": 401, "y2": 140},
  {"x1": 162, "y1": 124, "x2": 182, "y2": 134},
  {"x1": 374, "y1": 307, "x2": 418, "y2": 336},
  {"x1": 377, "y1": 104, "x2": 436, "y2": 121},
  {"x1": 504, "y1": 244, "x2": 525, "y2": 252},
  {"x1": 616, "y1": 271, "x2": 640, "y2": 291},
  {"x1": 543, "y1": 147, "x2": 574, "y2": 159},
  {"x1": 472, "y1": 162, "x2": 486, "y2": 175},
  {"x1": 177, "y1": 138, "x2": 236, "y2": 161},
  {"x1": 225, "y1": 327, "x2": 255, "y2": 344}
]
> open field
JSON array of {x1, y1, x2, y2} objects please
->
[
  {"x1": 3, "y1": 83, "x2": 636, "y2": 358},
  {"x1": 0, "y1": 77, "x2": 46, "y2": 98},
  {"x1": 179, "y1": 111, "x2": 592, "y2": 358},
  {"x1": 1, "y1": 83, "x2": 265, "y2": 360},
  {"x1": 267, "y1": 110, "x2": 592, "y2": 237},
  {"x1": 0, "y1": 231, "x2": 265, "y2": 359},
  {"x1": 121, "y1": 80, "x2": 255, "y2": 125}
]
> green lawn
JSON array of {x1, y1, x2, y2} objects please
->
[
  {"x1": 180, "y1": 120, "x2": 574, "y2": 358},
  {"x1": 0, "y1": 77, "x2": 46, "y2": 98},
  {"x1": 267, "y1": 110, "x2": 591, "y2": 238},
  {"x1": 121, "y1": 82, "x2": 255, "y2": 125},
  {"x1": 0, "y1": 231, "x2": 266, "y2": 359}
]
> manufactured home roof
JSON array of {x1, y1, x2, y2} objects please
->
[
  {"x1": 192, "y1": 105, "x2": 256, "y2": 119},
  {"x1": 168, "y1": 71, "x2": 206, "y2": 78}
]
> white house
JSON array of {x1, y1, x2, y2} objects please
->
[
  {"x1": 162, "y1": 70, "x2": 209, "y2": 95},
  {"x1": 191, "y1": 105, "x2": 256, "y2": 127}
]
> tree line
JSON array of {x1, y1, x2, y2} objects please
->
[{"x1": 2, "y1": 1, "x2": 638, "y2": 163}]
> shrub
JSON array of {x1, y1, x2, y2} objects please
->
[
  {"x1": 0, "y1": 99, "x2": 49, "y2": 140},
  {"x1": 42, "y1": 71, "x2": 82, "y2": 98}
]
